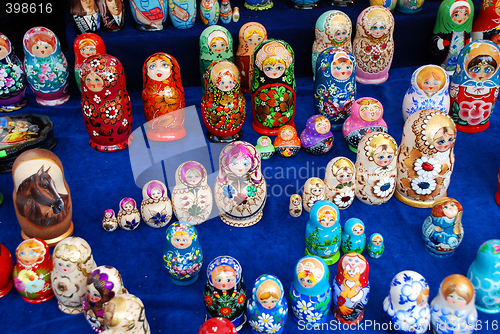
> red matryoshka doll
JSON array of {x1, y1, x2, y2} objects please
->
[
  {"x1": 96, "y1": 0, "x2": 125, "y2": 32},
  {"x1": 273, "y1": 125, "x2": 301, "y2": 158},
  {"x1": 236, "y1": 22, "x2": 267, "y2": 93},
  {"x1": 13, "y1": 238, "x2": 54, "y2": 303},
  {"x1": 0, "y1": 33, "x2": 27, "y2": 112},
  {"x1": 199, "y1": 317, "x2": 237, "y2": 334},
  {"x1": 73, "y1": 33, "x2": 106, "y2": 93},
  {"x1": 80, "y1": 54, "x2": 133, "y2": 152},
  {"x1": 472, "y1": 0, "x2": 500, "y2": 44},
  {"x1": 0, "y1": 243, "x2": 14, "y2": 298},
  {"x1": 142, "y1": 52, "x2": 185, "y2": 141},
  {"x1": 70, "y1": 0, "x2": 101, "y2": 34}
]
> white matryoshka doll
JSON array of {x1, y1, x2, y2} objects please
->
[
  {"x1": 0, "y1": 33, "x2": 27, "y2": 112},
  {"x1": 236, "y1": 22, "x2": 267, "y2": 94},
  {"x1": 140, "y1": 180, "x2": 172, "y2": 228},
  {"x1": 289, "y1": 194, "x2": 302, "y2": 218},
  {"x1": 324, "y1": 157, "x2": 356, "y2": 210},
  {"x1": 52, "y1": 237, "x2": 97, "y2": 314},
  {"x1": 214, "y1": 141, "x2": 267, "y2": 227},
  {"x1": 395, "y1": 109, "x2": 456, "y2": 208},
  {"x1": 102, "y1": 209, "x2": 118, "y2": 232},
  {"x1": 302, "y1": 177, "x2": 325, "y2": 213},
  {"x1": 172, "y1": 161, "x2": 213, "y2": 225},
  {"x1": 352, "y1": 6, "x2": 394, "y2": 84},
  {"x1": 117, "y1": 198, "x2": 141, "y2": 231},
  {"x1": 102, "y1": 294, "x2": 151, "y2": 334},
  {"x1": 199, "y1": 26, "x2": 234, "y2": 90},
  {"x1": 355, "y1": 132, "x2": 398, "y2": 205}
]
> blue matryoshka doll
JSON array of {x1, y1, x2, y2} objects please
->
[
  {"x1": 200, "y1": 0, "x2": 220, "y2": 26},
  {"x1": 168, "y1": 0, "x2": 197, "y2": 29},
  {"x1": 300, "y1": 115, "x2": 334, "y2": 156},
  {"x1": 0, "y1": 33, "x2": 27, "y2": 112},
  {"x1": 367, "y1": 233, "x2": 384, "y2": 259},
  {"x1": 341, "y1": 218, "x2": 366, "y2": 254},
  {"x1": 129, "y1": 0, "x2": 167, "y2": 31}
]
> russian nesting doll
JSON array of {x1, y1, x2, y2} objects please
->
[
  {"x1": 341, "y1": 218, "x2": 366, "y2": 253},
  {"x1": 141, "y1": 180, "x2": 172, "y2": 228},
  {"x1": 0, "y1": 33, "x2": 27, "y2": 112},
  {"x1": 396, "y1": 0, "x2": 424, "y2": 14},
  {"x1": 0, "y1": 243, "x2": 14, "y2": 298},
  {"x1": 200, "y1": 0, "x2": 220, "y2": 26},
  {"x1": 287, "y1": 0, "x2": 320, "y2": 10},
  {"x1": 352, "y1": 6, "x2": 394, "y2": 84},
  {"x1": 289, "y1": 194, "x2": 302, "y2": 218},
  {"x1": 199, "y1": 25, "x2": 234, "y2": 90},
  {"x1": 117, "y1": 198, "x2": 141, "y2": 231},
  {"x1": 395, "y1": 109, "x2": 456, "y2": 208},
  {"x1": 171, "y1": 161, "x2": 213, "y2": 225},
  {"x1": 52, "y1": 237, "x2": 97, "y2": 314},
  {"x1": 245, "y1": 0, "x2": 273, "y2": 10},
  {"x1": 168, "y1": 0, "x2": 197, "y2": 29},
  {"x1": 302, "y1": 177, "x2": 325, "y2": 213},
  {"x1": 97, "y1": 0, "x2": 125, "y2": 32},
  {"x1": 70, "y1": 0, "x2": 101, "y2": 34},
  {"x1": 449, "y1": 40, "x2": 500, "y2": 133},
  {"x1": 199, "y1": 317, "x2": 237, "y2": 334},
  {"x1": 251, "y1": 39, "x2": 296, "y2": 136},
  {"x1": 355, "y1": 132, "x2": 398, "y2": 205},
  {"x1": 129, "y1": 0, "x2": 167, "y2": 31},
  {"x1": 220, "y1": 0, "x2": 232, "y2": 24},
  {"x1": 103, "y1": 294, "x2": 151, "y2": 334},
  {"x1": 402, "y1": 64, "x2": 450, "y2": 122},
  {"x1": 73, "y1": 33, "x2": 106, "y2": 93},
  {"x1": 102, "y1": 209, "x2": 118, "y2": 232},
  {"x1": 142, "y1": 52, "x2": 186, "y2": 141},
  {"x1": 497, "y1": 166, "x2": 500, "y2": 206},
  {"x1": 214, "y1": 141, "x2": 267, "y2": 227},
  {"x1": 324, "y1": 157, "x2": 355, "y2": 210},
  {"x1": 80, "y1": 54, "x2": 133, "y2": 152},
  {"x1": 13, "y1": 238, "x2": 54, "y2": 303},
  {"x1": 255, "y1": 136, "x2": 274, "y2": 160},
  {"x1": 367, "y1": 233, "x2": 384, "y2": 259},
  {"x1": 236, "y1": 22, "x2": 267, "y2": 93},
  {"x1": 305, "y1": 200, "x2": 342, "y2": 265},
  {"x1": 300, "y1": 115, "x2": 334, "y2": 155},
  {"x1": 233, "y1": 7, "x2": 240, "y2": 22},
  {"x1": 472, "y1": 0, "x2": 500, "y2": 44},
  {"x1": 23, "y1": 27, "x2": 69, "y2": 106},
  {"x1": 273, "y1": 125, "x2": 301, "y2": 158}
]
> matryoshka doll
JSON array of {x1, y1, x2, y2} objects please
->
[
  {"x1": 255, "y1": 136, "x2": 274, "y2": 160},
  {"x1": 289, "y1": 194, "x2": 302, "y2": 218},
  {"x1": 289, "y1": 256, "x2": 332, "y2": 325},
  {"x1": 395, "y1": 109, "x2": 456, "y2": 208},
  {"x1": 141, "y1": 180, "x2": 172, "y2": 228},
  {"x1": 0, "y1": 33, "x2": 27, "y2": 112},
  {"x1": 142, "y1": 52, "x2": 186, "y2": 141},
  {"x1": 117, "y1": 198, "x2": 141, "y2": 231},
  {"x1": 70, "y1": 0, "x2": 101, "y2": 34},
  {"x1": 204, "y1": 256, "x2": 247, "y2": 330},
  {"x1": 129, "y1": 0, "x2": 167, "y2": 31},
  {"x1": 198, "y1": 317, "x2": 237, "y2": 334},
  {"x1": 236, "y1": 22, "x2": 267, "y2": 93},
  {"x1": 287, "y1": 0, "x2": 320, "y2": 10},
  {"x1": 332, "y1": 253, "x2": 370, "y2": 324},
  {"x1": 0, "y1": 243, "x2": 14, "y2": 298},
  {"x1": 324, "y1": 157, "x2": 355, "y2": 210},
  {"x1": 200, "y1": 0, "x2": 220, "y2": 26},
  {"x1": 244, "y1": 0, "x2": 273, "y2": 10},
  {"x1": 168, "y1": 0, "x2": 197, "y2": 29},
  {"x1": 352, "y1": 6, "x2": 394, "y2": 84},
  {"x1": 497, "y1": 166, "x2": 500, "y2": 206},
  {"x1": 302, "y1": 177, "x2": 325, "y2": 213},
  {"x1": 80, "y1": 54, "x2": 133, "y2": 152},
  {"x1": 97, "y1": 0, "x2": 125, "y2": 32},
  {"x1": 199, "y1": 26, "x2": 234, "y2": 91},
  {"x1": 449, "y1": 40, "x2": 500, "y2": 133},
  {"x1": 341, "y1": 218, "x2": 366, "y2": 253},
  {"x1": 251, "y1": 39, "x2": 296, "y2": 136},
  {"x1": 103, "y1": 294, "x2": 151, "y2": 334},
  {"x1": 214, "y1": 141, "x2": 267, "y2": 227},
  {"x1": 273, "y1": 125, "x2": 301, "y2": 158},
  {"x1": 23, "y1": 27, "x2": 69, "y2": 106},
  {"x1": 13, "y1": 238, "x2": 54, "y2": 303},
  {"x1": 220, "y1": 0, "x2": 232, "y2": 24},
  {"x1": 367, "y1": 233, "x2": 384, "y2": 259},
  {"x1": 355, "y1": 132, "x2": 398, "y2": 205},
  {"x1": 102, "y1": 209, "x2": 118, "y2": 232},
  {"x1": 51, "y1": 237, "x2": 97, "y2": 314},
  {"x1": 300, "y1": 115, "x2": 334, "y2": 156},
  {"x1": 247, "y1": 275, "x2": 288, "y2": 334},
  {"x1": 396, "y1": 0, "x2": 424, "y2": 14},
  {"x1": 73, "y1": 33, "x2": 106, "y2": 93},
  {"x1": 171, "y1": 161, "x2": 213, "y2": 225},
  {"x1": 305, "y1": 200, "x2": 342, "y2": 265},
  {"x1": 472, "y1": 0, "x2": 500, "y2": 44},
  {"x1": 163, "y1": 222, "x2": 203, "y2": 286}
]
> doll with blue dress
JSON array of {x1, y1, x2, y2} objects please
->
[{"x1": 341, "y1": 218, "x2": 366, "y2": 254}]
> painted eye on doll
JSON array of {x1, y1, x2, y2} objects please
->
[
  {"x1": 264, "y1": 65, "x2": 273, "y2": 72},
  {"x1": 29, "y1": 251, "x2": 37, "y2": 257},
  {"x1": 149, "y1": 64, "x2": 156, "y2": 70},
  {"x1": 162, "y1": 62, "x2": 168, "y2": 68},
  {"x1": 276, "y1": 65, "x2": 285, "y2": 72}
]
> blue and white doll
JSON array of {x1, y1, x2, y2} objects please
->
[
  {"x1": 367, "y1": 233, "x2": 384, "y2": 259},
  {"x1": 341, "y1": 218, "x2": 366, "y2": 254},
  {"x1": 168, "y1": 0, "x2": 196, "y2": 29},
  {"x1": 129, "y1": 0, "x2": 167, "y2": 31},
  {"x1": 200, "y1": 0, "x2": 219, "y2": 26}
]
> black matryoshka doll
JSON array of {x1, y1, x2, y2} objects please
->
[
  {"x1": 0, "y1": 33, "x2": 27, "y2": 112},
  {"x1": 70, "y1": 0, "x2": 101, "y2": 35},
  {"x1": 273, "y1": 125, "x2": 301, "y2": 158},
  {"x1": 96, "y1": 0, "x2": 125, "y2": 32}
]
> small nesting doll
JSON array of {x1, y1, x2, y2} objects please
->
[
  {"x1": 103, "y1": 294, "x2": 151, "y2": 334},
  {"x1": 287, "y1": 0, "x2": 320, "y2": 10},
  {"x1": 102, "y1": 209, "x2": 118, "y2": 232},
  {"x1": 245, "y1": 0, "x2": 273, "y2": 10},
  {"x1": 141, "y1": 180, "x2": 172, "y2": 228},
  {"x1": 142, "y1": 52, "x2": 186, "y2": 141},
  {"x1": 163, "y1": 222, "x2": 203, "y2": 286},
  {"x1": 236, "y1": 22, "x2": 267, "y2": 93},
  {"x1": 367, "y1": 233, "x2": 384, "y2": 259},
  {"x1": 171, "y1": 161, "x2": 213, "y2": 225},
  {"x1": 129, "y1": 0, "x2": 167, "y2": 31},
  {"x1": 117, "y1": 198, "x2": 141, "y2": 231},
  {"x1": 355, "y1": 132, "x2": 398, "y2": 205},
  {"x1": 200, "y1": 26, "x2": 234, "y2": 91},
  {"x1": 449, "y1": 40, "x2": 500, "y2": 133},
  {"x1": 13, "y1": 238, "x2": 54, "y2": 303},
  {"x1": 324, "y1": 157, "x2": 355, "y2": 210},
  {"x1": 396, "y1": 0, "x2": 424, "y2": 14},
  {"x1": 73, "y1": 33, "x2": 106, "y2": 93},
  {"x1": 273, "y1": 125, "x2": 301, "y2": 158},
  {"x1": 256, "y1": 136, "x2": 274, "y2": 160},
  {"x1": 395, "y1": 109, "x2": 456, "y2": 208},
  {"x1": 251, "y1": 39, "x2": 296, "y2": 136},
  {"x1": 302, "y1": 177, "x2": 325, "y2": 213},
  {"x1": 23, "y1": 27, "x2": 69, "y2": 106},
  {"x1": 168, "y1": 0, "x2": 197, "y2": 29},
  {"x1": 204, "y1": 256, "x2": 247, "y2": 330},
  {"x1": 300, "y1": 115, "x2": 334, "y2": 156},
  {"x1": 289, "y1": 194, "x2": 302, "y2": 218},
  {"x1": 199, "y1": 317, "x2": 237, "y2": 334},
  {"x1": 0, "y1": 243, "x2": 14, "y2": 298},
  {"x1": 52, "y1": 237, "x2": 97, "y2": 314},
  {"x1": 341, "y1": 218, "x2": 366, "y2": 254},
  {"x1": 220, "y1": 0, "x2": 232, "y2": 24},
  {"x1": 289, "y1": 256, "x2": 332, "y2": 325},
  {"x1": 305, "y1": 200, "x2": 342, "y2": 265},
  {"x1": 0, "y1": 33, "x2": 27, "y2": 112},
  {"x1": 97, "y1": 0, "x2": 125, "y2": 32},
  {"x1": 200, "y1": 0, "x2": 220, "y2": 26},
  {"x1": 232, "y1": 7, "x2": 240, "y2": 22},
  {"x1": 352, "y1": 6, "x2": 394, "y2": 84},
  {"x1": 472, "y1": 0, "x2": 500, "y2": 44},
  {"x1": 70, "y1": 0, "x2": 101, "y2": 34}
]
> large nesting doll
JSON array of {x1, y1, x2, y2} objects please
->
[
  {"x1": 129, "y1": 0, "x2": 167, "y2": 31},
  {"x1": 23, "y1": 27, "x2": 69, "y2": 106},
  {"x1": 355, "y1": 132, "x2": 398, "y2": 205},
  {"x1": 324, "y1": 157, "x2": 356, "y2": 210},
  {"x1": 449, "y1": 40, "x2": 500, "y2": 133},
  {"x1": 97, "y1": 0, "x2": 125, "y2": 32},
  {"x1": 142, "y1": 52, "x2": 185, "y2": 141},
  {"x1": 300, "y1": 115, "x2": 334, "y2": 155},
  {"x1": 273, "y1": 125, "x2": 301, "y2": 158},
  {"x1": 117, "y1": 198, "x2": 141, "y2": 231},
  {"x1": 236, "y1": 22, "x2": 267, "y2": 93},
  {"x1": 168, "y1": 0, "x2": 197, "y2": 29},
  {"x1": 199, "y1": 26, "x2": 234, "y2": 90},
  {"x1": 251, "y1": 39, "x2": 296, "y2": 136},
  {"x1": 103, "y1": 294, "x2": 151, "y2": 334},
  {"x1": 395, "y1": 109, "x2": 456, "y2": 208},
  {"x1": 140, "y1": 180, "x2": 172, "y2": 228},
  {"x1": 352, "y1": 6, "x2": 394, "y2": 84},
  {"x1": 472, "y1": 0, "x2": 500, "y2": 44},
  {"x1": 70, "y1": 0, "x2": 101, "y2": 35},
  {"x1": 214, "y1": 141, "x2": 267, "y2": 227},
  {"x1": 80, "y1": 54, "x2": 133, "y2": 152},
  {"x1": 0, "y1": 33, "x2": 27, "y2": 112},
  {"x1": 302, "y1": 177, "x2": 325, "y2": 213},
  {"x1": 73, "y1": 33, "x2": 106, "y2": 93}
]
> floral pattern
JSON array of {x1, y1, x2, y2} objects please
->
[
  {"x1": 164, "y1": 249, "x2": 202, "y2": 280},
  {"x1": 290, "y1": 285, "x2": 331, "y2": 324},
  {"x1": 0, "y1": 64, "x2": 24, "y2": 96},
  {"x1": 25, "y1": 54, "x2": 68, "y2": 93}
]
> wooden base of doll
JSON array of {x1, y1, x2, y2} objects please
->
[
  {"x1": 89, "y1": 139, "x2": 129, "y2": 152},
  {"x1": 58, "y1": 302, "x2": 84, "y2": 314},
  {"x1": 275, "y1": 146, "x2": 300, "y2": 158},
  {"x1": 21, "y1": 292, "x2": 55, "y2": 304},
  {"x1": 220, "y1": 209, "x2": 263, "y2": 228},
  {"x1": 305, "y1": 248, "x2": 340, "y2": 265},
  {"x1": 496, "y1": 192, "x2": 500, "y2": 206},
  {"x1": 348, "y1": 145, "x2": 358, "y2": 153},
  {"x1": 475, "y1": 304, "x2": 500, "y2": 314},
  {"x1": 394, "y1": 190, "x2": 447, "y2": 208},
  {"x1": 132, "y1": 22, "x2": 165, "y2": 32},
  {"x1": 455, "y1": 122, "x2": 489, "y2": 133},
  {"x1": 334, "y1": 308, "x2": 364, "y2": 324},
  {"x1": 0, "y1": 280, "x2": 13, "y2": 298},
  {"x1": 34, "y1": 88, "x2": 70, "y2": 106},
  {"x1": 424, "y1": 244, "x2": 454, "y2": 258},
  {"x1": 323, "y1": 0, "x2": 356, "y2": 7},
  {"x1": 355, "y1": 73, "x2": 389, "y2": 85},
  {"x1": 244, "y1": 1, "x2": 273, "y2": 11},
  {"x1": 147, "y1": 127, "x2": 186, "y2": 141},
  {"x1": 170, "y1": 272, "x2": 199, "y2": 286},
  {"x1": 304, "y1": 137, "x2": 333, "y2": 155},
  {"x1": 206, "y1": 130, "x2": 243, "y2": 144},
  {"x1": 21, "y1": 222, "x2": 74, "y2": 247},
  {"x1": 0, "y1": 96, "x2": 27, "y2": 112},
  {"x1": 252, "y1": 121, "x2": 295, "y2": 137},
  {"x1": 286, "y1": 0, "x2": 320, "y2": 10}
]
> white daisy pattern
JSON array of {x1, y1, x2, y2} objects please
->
[
  {"x1": 306, "y1": 311, "x2": 322, "y2": 323},
  {"x1": 296, "y1": 300, "x2": 314, "y2": 314},
  {"x1": 373, "y1": 177, "x2": 395, "y2": 198},
  {"x1": 266, "y1": 322, "x2": 282, "y2": 333},
  {"x1": 258, "y1": 313, "x2": 274, "y2": 326},
  {"x1": 411, "y1": 176, "x2": 437, "y2": 195},
  {"x1": 414, "y1": 156, "x2": 441, "y2": 178},
  {"x1": 334, "y1": 190, "x2": 354, "y2": 208},
  {"x1": 249, "y1": 320, "x2": 263, "y2": 332}
]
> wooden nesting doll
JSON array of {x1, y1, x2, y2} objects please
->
[
  {"x1": 0, "y1": 33, "x2": 27, "y2": 112},
  {"x1": 201, "y1": 60, "x2": 245, "y2": 143},
  {"x1": 73, "y1": 33, "x2": 106, "y2": 93},
  {"x1": 199, "y1": 318, "x2": 237, "y2": 334},
  {"x1": 199, "y1": 25, "x2": 234, "y2": 90},
  {"x1": 395, "y1": 109, "x2": 456, "y2": 208},
  {"x1": 103, "y1": 294, "x2": 151, "y2": 334},
  {"x1": 168, "y1": 0, "x2": 197, "y2": 29},
  {"x1": 70, "y1": 0, "x2": 101, "y2": 35},
  {"x1": 0, "y1": 243, "x2": 14, "y2": 298},
  {"x1": 287, "y1": 0, "x2": 320, "y2": 10},
  {"x1": 52, "y1": 237, "x2": 97, "y2": 314},
  {"x1": 102, "y1": 209, "x2": 118, "y2": 232},
  {"x1": 97, "y1": 0, "x2": 125, "y2": 32},
  {"x1": 142, "y1": 52, "x2": 186, "y2": 141},
  {"x1": 449, "y1": 40, "x2": 500, "y2": 133},
  {"x1": 251, "y1": 39, "x2": 296, "y2": 136},
  {"x1": 236, "y1": 22, "x2": 267, "y2": 93},
  {"x1": 171, "y1": 161, "x2": 213, "y2": 225},
  {"x1": 232, "y1": 7, "x2": 240, "y2": 22},
  {"x1": 341, "y1": 218, "x2": 366, "y2": 254},
  {"x1": 355, "y1": 132, "x2": 398, "y2": 205},
  {"x1": 204, "y1": 256, "x2": 247, "y2": 330},
  {"x1": 396, "y1": 0, "x2": 424, "y2": 14},
  {"x1": 273, "y1": 125, "x2": 301, "y2": 158},
  {"x1": 129, "y1": 0, "x2": 167, "y2": 31},
  {"x1": 367, "y1": 233, "x2": 384, "y2": 259},
  {"x1": 200, "y1": 0, "x2": 220, "y2": 26},
  {"x1": 289, "y1": 194, "x2": 302, "y2": 218},
  {"x1": 245, "y1": 0, "x2": 273, "y2": 10},
  {"x1": 472, "y1": 0, "x2": 500, "y2": 44},
  {"x1": 300, "y1": 115, "x2": 334, "y2": 156},
  {"x1": 141, "y1": 180, "x2": 172, "y2": 228},
  {"x1": 302, "y1": 177, "x2": 325, "y2": 213},
  {"x1": 214, "y1": 141, "x2": 267, "y2": 227},
  {"x1": 324, "y1": 157, "x2": 355, "y2": 210},
  {"x1": 117, "y1": 198, "x2": 141, "y2": 231},
  {"x1": 80, "y1": 54, "x2": 133, "y2": 152},
  {"x1": 23, "y1": 27, "x2": 69, "y2": 106},
  {"x1": 497, "y1": 166, "x2": 500, "y2": 206},
  {"x1": 255, "y1": 136, "x2": 274, "y2": 160},
  {"x1": 220, "y1": 0, "x2": 232, "y2": 24}
]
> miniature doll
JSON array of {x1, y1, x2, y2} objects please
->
[
  {"x1": 300, "y1": 115, "x2": 334, "y2": 155},
  {"x1": 102, "y1": 209, "x2": 118, "y2": 232},
  {"x1": 244, "y1": 0, "x2": 273, "y2": 10},
  {"x1": 141, "y1": 180, "x2": 172, "y2": 228},
  {"x1": 367, "y1": 233, "x2": 384, "y2": 259},
  {"x1": 103, "y1": 294, "x2": 151, "y2": 334},
  {"x1": 73, "y1": 33, "x2": 106, "y2": 93},
  {"x1": 199, "y1": 26, "x2": 234, "y2": 91},
  {"x1": 97, "y1": 0, "x2": 125, "y2": 32},
  {"x1": 396, "y1": 0, "x2": 424, "y2": 14},
  {"x1": 168, "y1": 0, "x2": 196, "y2": 29},
  {"x1": 198, "y1": 317, "x2": 237, "y2": 334},
  {"x1": 233, "y1": 7, "x2": 240, "y2": 22},
  {"x1": 200, "y1": 0, "x2": 219, "y2": 26},
  {"x1": 220, "y1": 0, "x2": 232, "y2": 24},
  {"x1": 129, "y1": 0, "x2": 167, "y2": 31},
  {"x1": 289, "y1": 194, "x2": 302, "y2": 218},
  {"x1": 273, "y1": 125, "x2": 301, "y2": 158},
  {"x1": 302, "y1": 177, "x2": 325, "y2": 213},
  {"x1": 0, "y1": 243, "x2": 14, "y2": 298},
  {"x1": 472, "y1": 0, "x2": 500, "y2": 44},
  {"x1": 341, "y1": 218, "x2": 366, "y2": 254},
  {"x1": 324, "y1": 157, "x2": 355, "y2": 210},
  {"x1": 117, "y1": 198, "x2": 141, "y2": 231},
  {"x1": 0, "y1": 33, "x2": 27, "y2": 112},
  {"x1": 236, "y1": 22, "x2": 267, "y2": 93},
  {"x1": 255, "y1": 136, "x2": 275, "y2": 160},
  {"x1": 287, "y1": 0, "x2": 319, "y2": 10},
  {"x1": 70, "y1": 0, "x2": 101, "y2": 35}
]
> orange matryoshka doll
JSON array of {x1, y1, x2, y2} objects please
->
[{"x1": 236, "y1": 22, "x2": 267, "y2": 93}]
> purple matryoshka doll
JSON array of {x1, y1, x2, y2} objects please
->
[
  {"x1": 117, "y1": 197, "x2": 141, "y2": 231},
  {"x1": 73, "y1": 33, "x2": 106, "y2": 93},
  {"x1": 472, "y1": 0, "x2": 500, "y2": 44},
  {"x1": 97, "y1": 0, "x2": 125, "y2": 32},
  {"x1": 129, "y1": 0, "x2": 167, "y2": 31},
  {"x1": 141, "y1": 180, "x2": 172, "y2": 228},
  {"x1": 300, "y1": 115, "x2": 334, "y2": 155},
  {"x1": 0, "y1": 33, "x2": 27, "y2": 112},
  {"x1": 70, "y1": 0, "x2": 101, "y2": 35},
  {"x1": 236, "y1": 22, "x2": 267, "y2": 94},
  {"x1": 168, "y1": 0, "x2": 197, "y2": 29}
]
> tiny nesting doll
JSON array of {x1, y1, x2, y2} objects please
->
[
  {"x1": 214, "y1": 141, "x2": 267, "y2": 227},
  {"x1": 23, "y1": 27, "x2": 69, "y2": 106},
  {"x1": 0, "y1": 33, "x2": 27, "y2": 112},
  {"x1": 199, "y1": 26, "x2": 234, "y2": 91},
  {"x1": 171, "y1": 161, "x2": 213, "y2": 225},
  {"x1": 247, "y1": 275, "x2": 288, "y2": 334},
  {"x1": 103, "y1": 294, "x2": 151, "y2": 334},
  {"x1": 204, "y1": 256, "x2": 247, "y2": 329},
  {"x1": 251, "y1": 39, "x2": 296, "y2": 136},
  {"x1": 244, "y1": 0, "x2": 273, "y2": 10},
  {"x1": 220, "y1": 0, "x2": 232, "y2": 24},
  {"x1": 396, "y1": 0, "x2": 424, "y2": 14},
  {"x1": 70, "y1": 0, "x2": 101, "y2": 34},
  {"x1": 13, "y1": 238, "x2": 54, "y2": 303},
  {"x1": 300, "y1": 115, "x2": 334, "y2": 155},
  {"x1": 52, "y1": 237, "x2": 97, "y2": 314},
  {"x1": 97, "y1": 0, "x2": 125, "y2": 32},
  {"x1": 236, "y1": 22, "x2": 267, "y2": 93},
  {"x1": 0, "y1": 243, "x2": 14, "y2": 298},
  {"x1": 472, "y1": 0, "x2": 500, "y2": 44},
  {"x1": 200, "y1": 0, "x2": 220, "y2": 26},
  {"x1": 73, "y1": 33, "x2": 106, "y2": 93},
  {"x1": 163, "y1": 222, "x2": 203, "y2": 286},
  {"x1": 289, "y1": 194, "x2": 302, "y2": 218},
  {"x1": 367, "y1": 233, "x2": 384, "y2": 259},
  {"x1": 289, "y1": 256, "x2": 332, "y2": 325},
  {"x1": 332, "y1": 253, "x2": 370, "y2": 324},
  {"x1": 199, "y1": 317, "x2": 237, "y2": 334},
  {"x1": 102, "y1": 209, "x2": 118, "y2": 232},
  {"x1": 255, "y1": 136, "x2": 274, "y2": 160},
  {"x1": 141, "y1": 180, "x2": 172, "y2": 228},
  {"x1": 142, "y1": 52, "x2": 186, "y2": 141},
  {"x1": 233, "y1": 7, "x2": 240, "y2": 22},
  {"x1": 273, "y1": 125, "x2": 301, "y2": 158},
  {"x1": 117, "y1": 198, "x2": 141, "y2": 231},
  {"x1": 129, "y1": 0, "x2": 167, "y2": 31},
  {"x1": 305, "y1": 200, "x2": 342, "y2": 265},
  {"x1": 168, "y1": 0, "x2": 197, "y2": 29},
  {"x1": 449, "y1": 40, "x2": 500, "y2": 133},
  {"x1": 341, "y1": 218, "x2": 366, "y2": 253},
  {"x1": 395, "y1": 109, "x2": 456, "y2": 208},
  {"x1": 302, "y1": 177, "x2": 325, "y2": 213},
  {"x1": 352, "y1": 6, "x2": 394, "y2": 84},
  {"x1": 355, "y1": 132, "x2": 398, "y2": 205},
  {"x1": 287, "y1": 0, "x2": 320, "y2": 10},
  {"x1": 402, "y1": 64, "x2": 450, "y2": 122},
  {"x1": 324, "y1": 157, "x2": 355, "y2": 210}
]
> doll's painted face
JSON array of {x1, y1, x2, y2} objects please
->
[
  {"x1": 87, "y1": 284, "x2": 101, "y2": 303},
  {"x1": 451, "y1": 7, "x2": 469, "y2": 25},
  {"x1": 212, "y1": 270, "x2": 236, "y2": 291},
  {"x1": 311, "y1": 184, "x2": 323, "y2": 197},
  {"x1": 85, "y1": 72, "x2": 104, "y2": 92},
  {"x1": 352, "y1": 224, "x2": 364, "y2": 236},
  {"x1": 81, "y1": 0, "x2": 97, "y2": 14},
  {"x1": 359, "y1": 102, "x2": 382, "y2": 122},
  {"x1": 0, "y1": 44, "x2": 8, "y2": 60},
  {"x1": 332, "y1": 61, "x2": 353, "y2": 80},
  {"x1": 292, "y1": 198, "x2": 301, "y2": 206},
  {"x1": 420, "y1": 73, "x2": 444, "y2": 93},
  {"x1": 123, "y1": 202, "x2": 134, "y2": 212},
  {"x1": 171, "y1": 232, "x2": 192, "y2": 249},
  {"x1": 333, "y1": 26, "x2": 348, "y2": 43},
  {"x1": 185, "y1": 168, "x2": 202, "y2": 185},
  {"x1": 298, "y1": 273, "x2": 316, "y2": 289},
  {"x1": 281, "y1": 129, "x2": 293, "y2": 141},
  {"x1": 259, "y1": 294, "x2": 278, "y2": 309},
  {"x1": 442, "y1": 201, "x2": 458, "y2": 219},
  {"x1": 432, "y1": 127, "x2": 455, "y2": 152},
  {"x1": 247, "y1": 32, "x2": 263, "y2": 47},
  {"x1": 263, "y1": 57, "x2": 286, "y2": 79},
  {"x1": 319, "y1": 210, "x2": 336, "y2": 227},
  {"x1": 315, "y1": 118, "x2": 331, "y2": 134},
  {"x1": 104, "y1": 211, "x2": 112, "y2": 218},
  {"x1": 344, "y1": 255, "x2": 366, "y2": 278},
  {"x1": 373, "y1": 145, "x2": 395, "y2": 167},
  {"x1": 369, "y1": 19, "x2": 387, "y2": 39},
  {"x1": 32, "y1": 41, "x2": 53, "y2": 58},
  {"x1": 17, "y1": 246, "x2": 42, "y2": 266},
  {"x1": 106, "y1": 0, "x2": 122, "y2": 16},
  {"x1": 336, "y1": 167, "x2": 353, "y2": 184},
  {"x1": 150, "y1": 187, "x2": 162, "y2": 200},
  {"x1": 468, "y1": 61, "x2": 495, "y2": 82},
  {"x1": 55, "y1": 258, "x2": 77, "y2": 274},
  {"x1": 259, "y1": 137, "x2": 270, "y2": 147},
  {"x1": 210, "y1": 39, "x2": 227, "y2": 54},
  {"x1": 418, "y1": 291, "x2": 429, "y2": 307},
  {"x1": 217, "y1": 74, "x2": 235, "y2": 92},
  {"x1": 147, "y1": 59, "x2": 172, "y2": 82},
  {"x1": 229, "y1": 156, "x2": 252, "y2": 176},
  {"x1": 80, "y1": 45, "x2": 96, "y2": 58},
  {"x1": 446, "y1": 291, "x2": 467, "y2": 307},
  {"x1": 372, "y1": 236, "x2": 382, "y2": 246}
]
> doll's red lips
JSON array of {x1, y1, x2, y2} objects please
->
[
  {"x1": 157, "y1": 73, "x2": 162, "y2": 77},
  {"x1": 180, "y1": 243, "x2": 184, "y2": 246}
]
